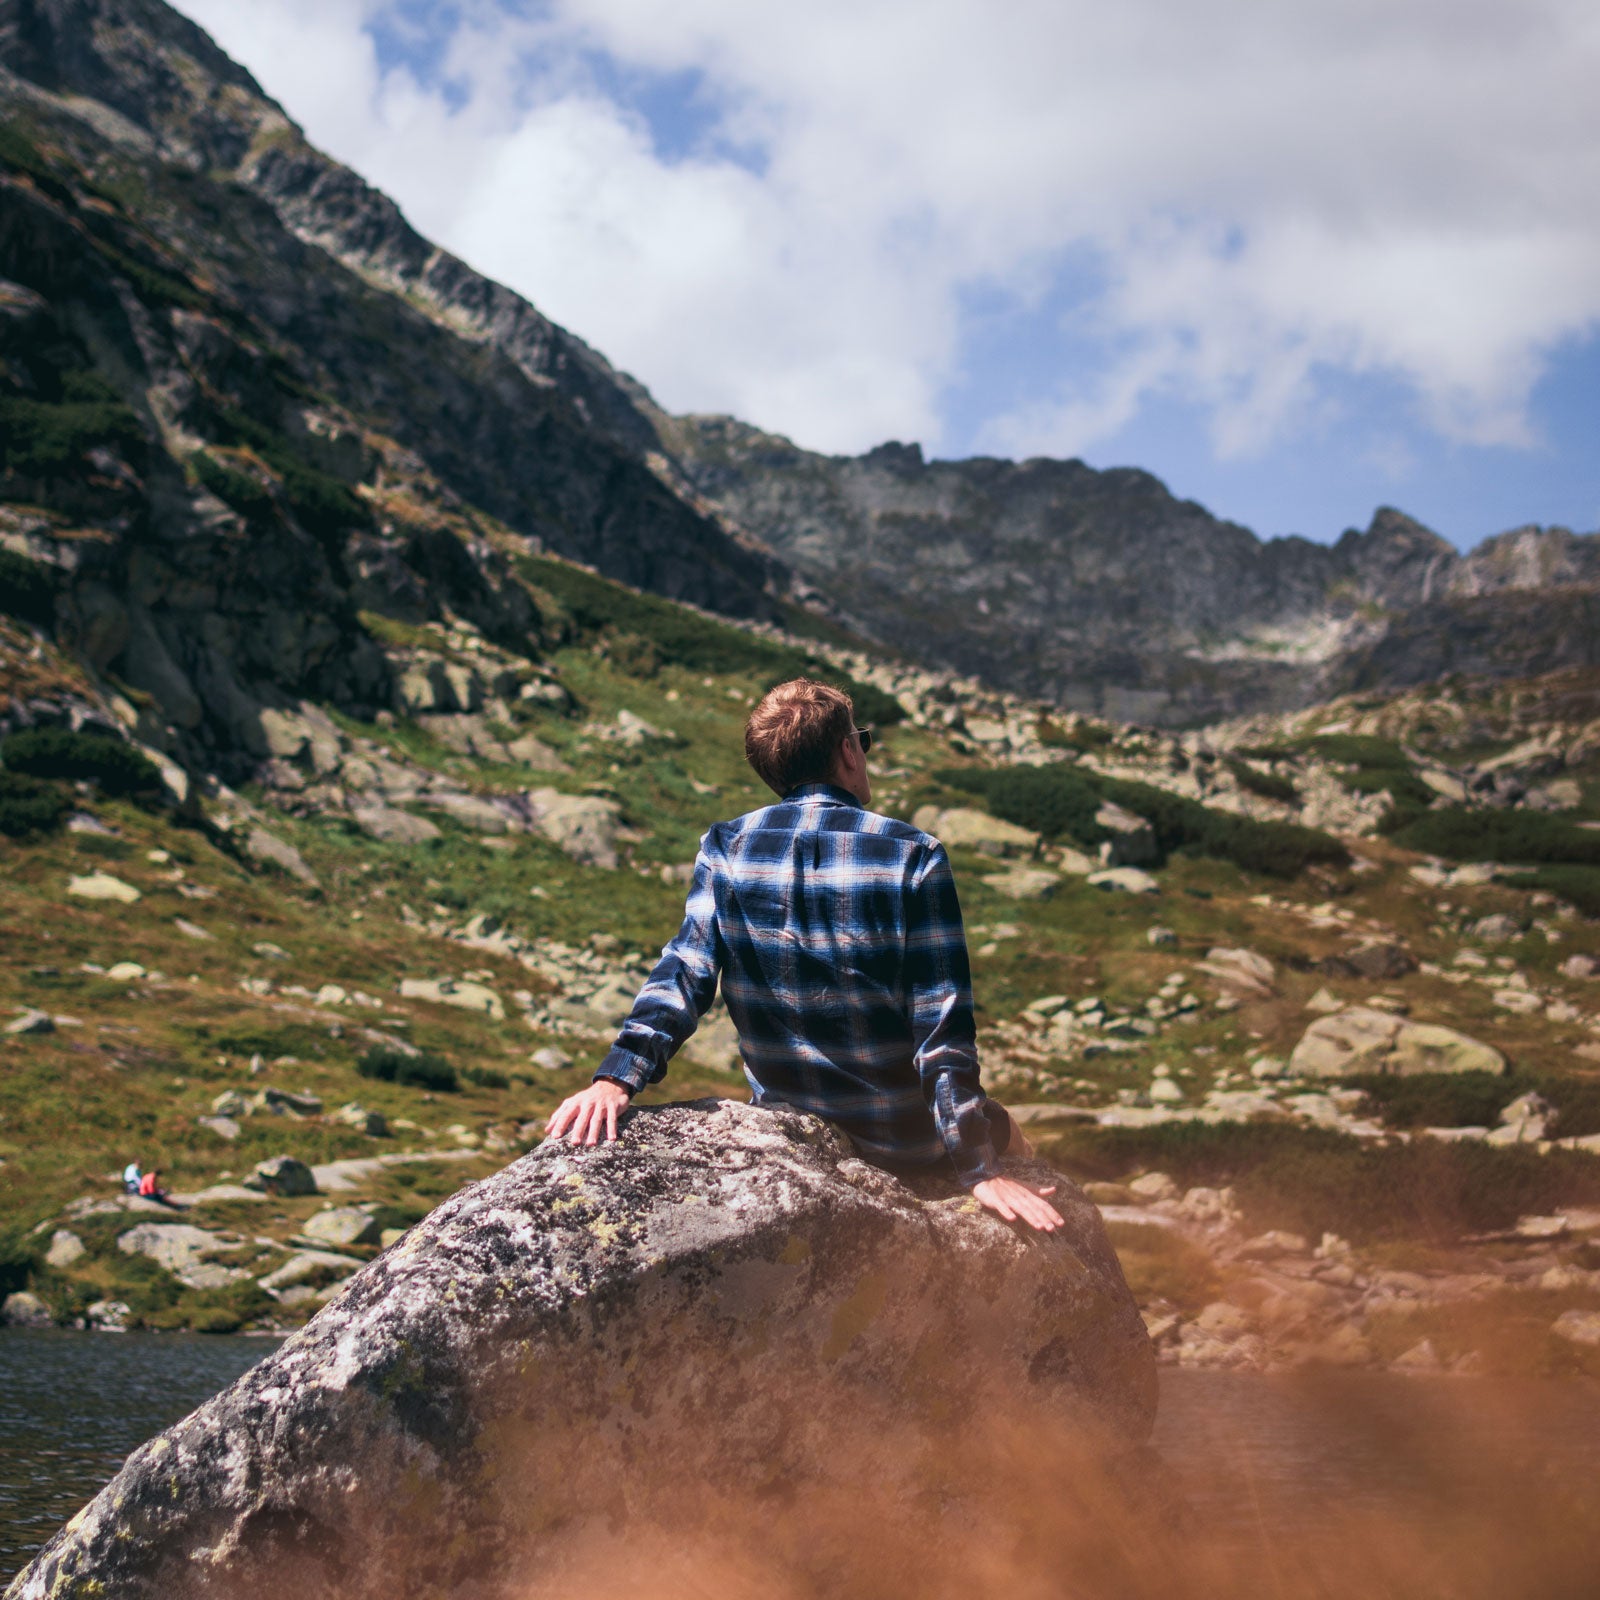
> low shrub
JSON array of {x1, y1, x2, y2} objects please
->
[
  {"x1": 209, "y1": 407, "x2": 370, "y2": 540},
  {"x1": 1388, "y1": 807, "x2": 1600, "y2": 867},
  {"x1": 461, "y1": 1065, "x2": 511, "y2": 1090},
  {"x1": 1305, "y1": 733, "x2": 1411, "y2": 769},
  {"x1": 1038, "y1": 717, "x2": 1113, "y2": 753},
  {"x1": 937, "y1": 763, "x2": 1348, "y2": 878},
  {"x1": 939, "y1": 763, "x2": 1107, "y2": 846},
  {"x1": 0, "y1": 770, "x2": 69, "y2": 837},
  {"x1": 0, "y1": 548, "x2": 57, "y2": 626},
  {"x1": 1224, "y1": 756, "x2": 1299, "y2": 805},
  {"x1": 1348, "y1": 1072, "x2": 1516, "y2": 1130},
  {"x1": 192, "y1": 450, "x2": 275, "y2": 520},
  {"x1": 0, "y1": 396, "x2": 145, "y2": 477},
  {"x1": 0, "y1": 727, "x2": 162, "y2": 801},
  {"x1": 357, "y1": 1044, "x2": 458, "y2": 1093},
  {"x1": 1503, "y1": 865, "x2": 1600, "y2": 919},
  {"x1": 518, "y1": 554, "x2": 905, "y2": 724}
]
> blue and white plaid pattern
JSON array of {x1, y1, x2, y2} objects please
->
[{"x1": 595, "y1": 783, "x2": 1001, "y2": 1185}]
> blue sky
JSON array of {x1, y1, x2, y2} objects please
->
[{"x1": 179, "y1": 0, "x2": 1600, "y2": 549}]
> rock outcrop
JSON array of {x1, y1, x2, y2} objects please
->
[{"x1": 8, "y1": 1100, "x2": 1153, "y2": 1600}]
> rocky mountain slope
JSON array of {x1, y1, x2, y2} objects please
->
[
  {"x1": 666, "y1": 418, "x2": 1600, "y2": 724},
  {"x1": 5, "y1": 0, "x2": 1596, "y2": 743}
]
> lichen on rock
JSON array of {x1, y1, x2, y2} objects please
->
[{"x1": 8, "y1": 1100, "x2": 1153, "y2": 1600}]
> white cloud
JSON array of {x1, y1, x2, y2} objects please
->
[{"x1": 172, "y1": 0, "x2": 1600, "y2": 462}]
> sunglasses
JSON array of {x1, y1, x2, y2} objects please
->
[{"x1": 853, "y1": 726, "x2": 874, "y2": 754}]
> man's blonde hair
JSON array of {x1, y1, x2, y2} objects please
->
[{"x1": 744, "y1": 677, "x2": 855, "y2": 797}]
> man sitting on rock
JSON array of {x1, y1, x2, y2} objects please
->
[{"x1": 547, "y1": 677, "x2": 1063, "y2": 1232}]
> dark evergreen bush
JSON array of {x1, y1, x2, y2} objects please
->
[
  {"x1": 0, "y1": 397, "x2": 145, "y2": 477},
  {"x1": 356, "y1": 1044, "x2": 458, "y2": 1093},
  {"x1": 0, "y1": 727, "x2": 162, "y2": 800},
  {"x1": 1225, "y1": 756, "x2": 1299, "y2": 805},
  {"x1": 1503, "y1": 866, "x2": 1600, "y2": 918},
  {"x1": 1388, "y1": 807, "x2": 1600, "y2": 866},
  {"x1": 0, "y1": 548, "x2": 57, "y2": 626}
]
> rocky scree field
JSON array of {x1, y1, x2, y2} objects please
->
[{"x1": 3, "y1": 541, "x2": 1600, "y2": 1376}]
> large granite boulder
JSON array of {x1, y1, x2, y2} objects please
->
[
  {"x1": 9, "y1": 1100, "x2": 1153, "y2": 1600},
  {"x1": 1289, "y1": 1007, "x2": 1507, "y2": 1078}
]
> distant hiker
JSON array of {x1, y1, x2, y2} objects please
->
[
  {"x1": 137, "y1": 1169, "x2": 176, "y2": 1207},
  {"x1": 548, "y1": 677, "x2": 1063, "y2": 1232},
  {"x1": 122, "y1": 1161, "x2": 142, "y2": 1194}
]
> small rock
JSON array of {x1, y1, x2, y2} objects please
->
[
  {"x1": 1515, "y1": 1214, "x2": 1569, "y2": 1240},
  {"x1": 4, "y1": 1008, "x2": 54, "y2": 1036},
  {"x1": 248, "y1": 1156, "x2": 318, "y2": 1197},
  {"x1": 400, "y1": 977, "x2": 505, "y2": 1020},
  {"x1": 351, "y1": 805, "x2": 442, "y2": 844},
  {"x1": 1469, "y1": 913, "x2": 1520, "y2": 943},
  {"x1": 173, "y1": 918, "x2": 213, "y2": 941},
  {"x1": 106, "y1": 962, "x2": 146, "y2": 982},
  {"x1": 1128, "y1": 1172, "x2": 1178, "y2": 1202},
  {"x1": 1551, "y1": 1309, "x2": 1600, "y2": 1349},
  {"x1": 1146, "y1": 927, "x2": 1177, "y2": 947},
  {"x1": 1236, "y1": 1230, "x2": 1307, "y2": 1261},
  {"x1": 301, "y1": 1207, "x2": 382, "y2": 1249},
  {"x1": 1249, "y1": 1056, "x2": 1287, "y2": 1081},
  {"x1": 912, "y1": 806, "x2": 1039, "y2": 858},
  {"x1": 981, "y1": 867, "x2": 1061, "y2": 901},
  {"x1": 1148, "y1": 1078, "x2": 1184, "y2": 1104},
  {"x1": 197, "y1": 1115, "x2": 241, "y2": 1141},
  {"x1": 252, "y1": 1088, "x2": 324, "y2": 1116},
  {"x1": 85, "y1": 1299, "x2": 131, "y2": 1332},
  {"x1": 530, "y1": 1047, "x2": 573, "y2": 1072},
  {"x1": 332, "y1": 1103, "x2": 388, "y2": 1136},
  {"x1": 252, "y1": 942, "x2": 290, "y2": 961},
  {"x1": 1023, "y1": 995, "x2": 1071, "y2": 1018},
  {"x1": 1086, "y1": 867, "x2": 1159, "y2": 895},
  {"x1": 243, "y1": 827, "x2": 319, "y2": 886},
  {"x1": 66, "y1": 872, "x2": 141, "y2": 903},
  {"x1": 1560, "y1": 954, "x2": 1598, "y2": 981},
  {"x1": 1392, "y1": 1338, "x2": 1443, "y2": 1373},
  {"x1": 45, "y1": 1229, "x2": 85, "y2": 1269},
  {"x1": 1199, "y1": 947, "x2": 1275, "y2": 995},
  {"x1": 256, "y1": 1250, "x2": 362, "y2": 1292},
  {"x1": 212, "y1": 1090, "x2": 249, "y2": 1116},
  {"x1": 1304, "y1": 987, "x2": 1343, "y2": 1013},
  {"x1": 2, "y1": 1291, "x2": 52, "y2": 1327}
]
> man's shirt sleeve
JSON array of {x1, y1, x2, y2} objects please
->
[
  {"x1": 594, "y1": 841, "x2": 723, "y2": 1095},
  {"x1": 905, "y1": 842, "x2": 1001, "y2": 1187}
]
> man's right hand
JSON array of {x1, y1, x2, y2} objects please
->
[
  {"x1": 545, "y1": 1079, "x2": 632, "y2": 1146},
  {"x1": 971, "y1": 1175, "x2": 1064, "y2": 1232}
]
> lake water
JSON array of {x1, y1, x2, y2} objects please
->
[{"x1": 4, "y1": 1331, "x2": 1600, "y2": 1593}]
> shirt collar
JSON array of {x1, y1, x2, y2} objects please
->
[{"x1": 784, "y1": 782, "x2": 862, "y2": 809}]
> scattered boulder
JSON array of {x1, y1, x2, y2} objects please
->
[
  {"x1": 66, "y1": 871, "x2": 140, "y2": 903},
  {"x1": 1128, "y1": 1171, "x2": 1178, "y2": 1203},
  {"x1": 525, "y1": 787, "x2": 624, "y2": 868},
  {"x1": 4, "y1": 1007, "x2": 54, "y2": 1035},
  {"x1": 256, "y1": 1250, "x2": 363, "y2": 1293},
  {"x1": 196, "y1": 1115, "x2": 240, "y2": 1141},
  {"x1": 252, "y1": 1087, "x2": 323, "y2": 1116},
  {"x1": 1469, "y1": 913, "x2": 1520, "y2": 943},
  {"x1": 1, "y1": 1290, "x2": 52, "y2": 1327},
  {"x1": 399, "y1": 976, "x2": 505, "y2": 1019},
  {"x1": 44, "y1": 1230, "x2": 85, "y2": 1269},
  {"x1": 530, "y1": 1047, "x2": 573, "y2": 1072},
  {"x1": 980, "y1": 867, "x2": 1061, "y2": 901},
  {"x1": 506, "y1": 733, "x2": 568, "y2": 772},
  {"x1": 911, "y1": 805, "x2": 1039, "y2": 858},
  {"x1": 1560, "y1": 954, "x2": 1598, "y2": 981},
  {"x1": 1087, "y1": 867, "x2": 1159, "y2": 895},
  {"x1": 1320, "y1": 941, "x2": 1417, "y2": 981},
  {"x1": 85, "y1": 1299, "x2": 131, "y2": 1332},
  {"x1": 8, "y1": 1101, "x2": 1154, "y2": 1599},
  {"x1": 116, "y1": 1224, "x2": 247, "y2": 1288},
  {"x1": 1290, "y1": 1007, "x2": 1506, "y2": 1078},
  {"x1": 243, "y1": 827, "x2": 318, "y2": 887},
  {"x1": 332, "y1": 1103, "x2": 388, "y2": 1136},
  {"x1": 300, "y1": 1207, "x2": 382, "y2": 1249},
  {"x1": 1146, "y1": 927, "x2": 1177, "y2": 948},
  {"x1": 1392, "y1": 1338, "x2": 1443, "y2": 1373},
  {"x1": 1198, "y1": 947, "x2": 1275, "y2": 996},
  {"x1": 247, "y1": 1156, "x2": 318, "y2": 1197},
  {"x1": 351, "y1": 805, "x2": 441, "y2": 844},
  {"x1": 1236, "y1": 1231, "x2": 1307, "y2": 1262},
  {"x1": 1551, "y1": 1309, "x2": 1600, "y2": 1350}
]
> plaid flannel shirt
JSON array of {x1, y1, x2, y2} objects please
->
[{"x1": 594, "y1": 783, "x2": 1001, "y2": 1186}]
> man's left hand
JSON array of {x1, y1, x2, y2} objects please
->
[
  {"x1": 972, "y1": 1175, "x2": 1063, "y2": 1232},
  {"x1": 546, "y1": 1079, "x2": 632, "y2": 1146}
]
